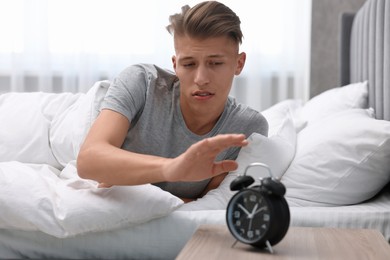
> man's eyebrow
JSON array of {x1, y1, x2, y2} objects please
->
[
  {"x1": 208, "y1": 54, "x2": 225, "y2": 58},
  {"x1": 179, "y1": 56, "x2": 194, "y2": 61},
  {"x1": 178, "y1": 54, "x2": 226, "y2": 62}
]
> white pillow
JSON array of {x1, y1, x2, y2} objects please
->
[
  {"x1": 301, "y1": 81, "x2": 368, "y2": 124},
  {"x1": 283, "y1": 108, "x2": 390, "y2": 206},
  {"x1": 50, "y1": 81, "x2": 110, "y2": 167},
  {"x1": 179, "y1": 114, "x2": 297, "y2": 211},
  {"x1": 262, "y1": 99, "x2": 306, "y2": 133},
  {"x1": 0, "y1": 160, "x2": 183, "y2": 238},
  {"x1": 0, "y1": 91, "x2": 80, "y2": 169},
  {"x1": 232, "y1": 116, "x2": 296, "y2": 180}
]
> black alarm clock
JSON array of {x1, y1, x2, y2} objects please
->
[{"x1": 226, "y1": 162, "x2": 290, "y2": 253}]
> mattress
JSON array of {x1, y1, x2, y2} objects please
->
[{"x1": 1, "y1": 187, "x2": 389, "y2": 259}]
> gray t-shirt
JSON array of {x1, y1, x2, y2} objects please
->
[{"x1": 101, "y1": 64, "x2": 268, "y2": 199}]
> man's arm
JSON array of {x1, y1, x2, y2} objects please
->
[
  {"x1": 77, "y1": 109, "x2": 248, "y2": 186},
  {"x1": 180, "y1": 173, "x2": 228, "y2": 203},
  {"x1": 201, "y1": 173, "x2": 228, "y2": 196},
  {"x1": 77, "y1": 109, "x2": 168, "y2": 185}
]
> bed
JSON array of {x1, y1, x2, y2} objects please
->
[{"x1": 0, "y1": 0, "x2": 389, "y2": 258}]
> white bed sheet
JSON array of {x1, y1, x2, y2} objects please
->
[
  {"x1": 1, "y1": 187, "x2": 390, "y2": 259},
  {"x1": 290, "y1": 186, "x2": 390, "y2": 241}
]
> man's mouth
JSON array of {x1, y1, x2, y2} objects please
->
[{"x1": 192, "y1": 91, "x2": 214, "y2": 97}]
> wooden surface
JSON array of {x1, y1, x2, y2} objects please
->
[{"x1": 176, "y1": 225, "x2": 390, "y2": 260}]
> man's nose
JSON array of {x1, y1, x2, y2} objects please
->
[{"x1": 194, "y1": 65, "x2": 210, "y2": 86}]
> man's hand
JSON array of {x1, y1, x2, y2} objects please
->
[{"x1": 163, "y1": 134, "x2": 248, "y2": 183}]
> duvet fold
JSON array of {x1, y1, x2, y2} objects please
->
[{"x1": 0, "y1": 160, "x2": 183, "y2": 238}]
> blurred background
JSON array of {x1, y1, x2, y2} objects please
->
[{"x1": 0, "y1": 0, "x2": 311, "y2": 111}]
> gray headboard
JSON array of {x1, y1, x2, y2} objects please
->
[{"x1": 340, "y1": 0, "x2": 390, "y2": 120}]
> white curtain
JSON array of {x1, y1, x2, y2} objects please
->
[{"x1": 0, "y1": 0, "x2": 311, "y2": 111}]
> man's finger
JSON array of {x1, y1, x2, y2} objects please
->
[
  {"x1": 199, "y1": 134, "x2": 247, "y2": 153},
  {"x1": 98, "y1": 183, "x2": 113, "y2": 188},
  {"x1": 212, "y1": 160, "x2": 238, "y2": 175}
]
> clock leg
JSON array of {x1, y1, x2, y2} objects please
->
[
  {"x1": 231, "y1": 239, "x2": 239, "y2": 248},
  {"x1": 265, "y1": 240, "x2": 274, "y2": 254}
]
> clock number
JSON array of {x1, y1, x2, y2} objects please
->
[{"x1": 234, "y1": 211, "x2": 240, "y2": 218}]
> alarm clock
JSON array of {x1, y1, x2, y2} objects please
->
[{"x1": 226, "y1": 162, "x2": 290, "y2": 252}]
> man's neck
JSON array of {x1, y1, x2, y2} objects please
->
[{"x1": 182, "y1": 112, "x2": 220, "y2": 136}]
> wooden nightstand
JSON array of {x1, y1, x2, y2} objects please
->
[{"x1": 176, "y1": 225, "x2": 390, "y2": 260}]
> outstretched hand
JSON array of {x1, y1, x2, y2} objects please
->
[
  {"x1": 97, "y1": 133, "x2": 248, "y2": 188},
  {"x1": 163, "y1": 133, "x2": 248, "y2": 182}
]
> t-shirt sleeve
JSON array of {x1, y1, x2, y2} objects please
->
[
  {"x1": 101, "y1": 65, "x2": 148, "y2": 123},
  {"x1": 253, "y1": 112, "x2": 269, "y2": 137}
]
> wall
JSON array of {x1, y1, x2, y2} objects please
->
[{"x1": 310, "y1": 0, "x2": 366, "y2": 98}]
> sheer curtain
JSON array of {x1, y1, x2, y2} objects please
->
[{"x1": 0, "y1": 0, "x2": 311, "y2": 111}]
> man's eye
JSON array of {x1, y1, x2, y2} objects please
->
[
  {"x1": 210, "y1": 61, "x2": 223, "y2": 66},
  {"x1": 183, "y1": 63, "x2": 195, "y2": 67}
]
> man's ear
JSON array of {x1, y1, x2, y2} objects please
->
[
  {"x1": 172, "y1": 55, "x2": 177, "y2": 70},
  {"x1": 235, "y1": 52, "x2": 246, "y2": 75}
]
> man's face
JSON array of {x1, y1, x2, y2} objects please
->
[{"x1": 172, "y1": 35, "x2": 246, "y2": 121}]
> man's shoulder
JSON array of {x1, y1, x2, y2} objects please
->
[
  {"x1": 119, "y1": 63, "x2": 174, "y2": 77},
  {"x1": 225, "y1": 97, "x2": 269, "y2": 135},
  {"x1": 132, "y1": 63, "x2": 178, "y2": 85},
  {"x1": 227, "y1": 97, "x2": 264, "y2": 119},
  {"x1": 117, "y1": 63, "x2": 178, "y2": 89}
]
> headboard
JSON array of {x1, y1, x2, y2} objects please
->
[{"x1": 340, "y1": 0, "x2": 390, "y2": 120}]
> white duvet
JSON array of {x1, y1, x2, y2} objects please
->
[
  {"x1": 0, "y1": 81, "x2": 186, "y2": 238},
  {"x1": 0, "y1": 160, "x2": 185, "y2": 238},
  {"x1": 0, "y1": 80, "x2": 298, "y2": 239}
]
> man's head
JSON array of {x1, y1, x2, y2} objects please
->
[
  {"x1": 166, "y1": 1, "x2": 243, "y2": 46},
  {"x1": 167, "y1": 1, "x2": 246, "y2": 135}
]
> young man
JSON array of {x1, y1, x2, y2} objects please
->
[{"x1": 77, "y1": 1, "x2": 268, "y2": 202}]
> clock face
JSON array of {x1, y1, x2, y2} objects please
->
[{"x1": 226, "y1": 189, "x2": 271, "y2": 244}]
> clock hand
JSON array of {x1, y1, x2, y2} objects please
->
[
  {"x1": 247, "y1": 203, "x2": 259, "y2": 219},
  {"x1": 253, "y1": 206, "x2": 267, "y2": 216},
  {"x1": 238, "y1": 204, "x2": 251, "y2": 217},
  {"x1": 248, "y1": 215, "x2": 254, "y2": 234},
  {"x1": 251, "y1": 203, "x2": 258, "y2": 215}
]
